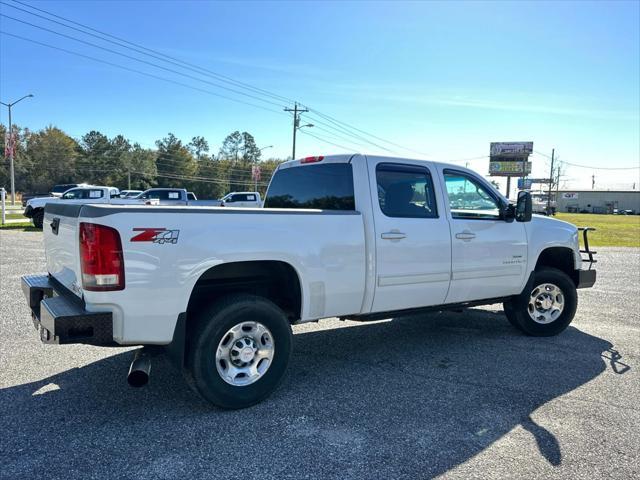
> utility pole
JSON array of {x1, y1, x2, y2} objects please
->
[
  {"x1": 546, "y1": 148, "x2": 555, "y2": 214},
  {"x1": 592, "y1": 174, "x2": 595, "y2": 190},
  {"x1": 555, "y1": 161, "x2": 562, "y2": 206},
  {"x1": 284, "y1": 102, "x2": 309, "y2": 159},
  {"x1": 1, "y1": 94, "x2": 34, "y2": 205}
]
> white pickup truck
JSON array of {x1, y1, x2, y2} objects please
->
[
  {"x1": 24, "y1": 186, "x2": 124, "y2": 228},
  {"x1": 221, "y1": 191, "x2": 262, "y2": 208},
  {"x1": 21, "y1": 154, "x2": 596, "y2": 408},
  {"x1": 24, "y1": 187, "x2": 221, "y2": 228}
]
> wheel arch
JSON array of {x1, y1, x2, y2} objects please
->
[
  {"x1": 186, "y1": 260, "x2": 303, "y2": 323},
  {"x1": 168, "y1": 260, "x2": 302, "y2": 370},
  {"x1": 534, "y1": 246, "x2": 579, "y2": 286}
]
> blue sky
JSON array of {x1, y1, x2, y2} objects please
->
[{"x1": 1, "y1": 0, "x2": 639, "y2": 189}]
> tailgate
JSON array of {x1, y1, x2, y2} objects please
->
[{"x1": 43, "y1": 203, "x2": 83, "y2": 298}]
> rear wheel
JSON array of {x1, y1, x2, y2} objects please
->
[
  {"x1": 503, "y1": 267, "x2": 577, "y2": 336},
  {"x1": 186, "y1": 294, "x2": 292, "y2": 409},
  {"x1": 32, "y1": 210, "x2": 44, "y2": 229}
]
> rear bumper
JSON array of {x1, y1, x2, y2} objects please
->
[
  {"x1": 577, "y1": 269, "x2": 596, "y2": 289},
  {"x1": 21, "y1": 274, "x2": 114, "y2": 345}
]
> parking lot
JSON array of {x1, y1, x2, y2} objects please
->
[{"x1": 1, "y1": 228, "x2": 638, "y2": 480}]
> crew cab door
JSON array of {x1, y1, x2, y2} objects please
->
[
  {"x1": 438, "y1": 168, "x2": 528, "y2": 303},
  {"x1": 368, "y1": 159, "x2": 451, "y2": 312}
]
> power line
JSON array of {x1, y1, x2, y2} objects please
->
[
  {"x1": 305, "y1": 107, "x2": 431, "y2": 157},
  {"x1": 298, "y1": 130, "x2": 358, "y2": 152},
  {"x1": 2, "y1": 0, "x2": 438, "y2": 157},
  {"x1": 2, "y1": 0, "x2": 295, "y2": 105},
  {"x1": 534, "y1": 150, "x2": 639, "y2": 170},
  {"x1": 561, "y1": 160, "x2": 639, "y2": 171},
  {"x1": 2, "y1": 0, "x2": 508, "y2": 161},
  {"x1": 304, "y1": 114, "x2": 396, "y2": 154},
  {"x1": 306, "y1": 124, "x2": 376, "y2": 151},
  {"x1": 0, "y1": 13, "x2": 288, "y2": 110},
  {"x1": 2, "y1": 1, "x2": 393, "y2": 153},
  {"x1": 0, "y1": 30, "x2": 285, "y2": 115},
  {"x1": 2, "y1": 6, "x2": 426, "y2": 157}
]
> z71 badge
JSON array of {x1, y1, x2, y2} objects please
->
[{"x1": 131, "y1": 228, "x2": 180, "y2": 244}]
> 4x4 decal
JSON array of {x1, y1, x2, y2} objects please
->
[{"x1": 131, "y1": 228, "x2": 180, "y2": 244}]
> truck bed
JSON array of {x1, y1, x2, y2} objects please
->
[{"x1": 43, "y1": 202, "x2": 367, "y2": 344}]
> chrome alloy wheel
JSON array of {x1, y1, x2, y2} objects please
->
[
  {"x1": 215, "y1": 321, "x2": 275, "y2": 386},
  {"x1": 528, "y1": 283, "x2": 565, "y2": 324}
]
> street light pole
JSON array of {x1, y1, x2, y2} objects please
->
[
  {"x1": 1, "y1": 94, "x2": 34, "y2": 205},
  {"x1": 254, "y1": 145, "x2": 273, "y2": 190}
]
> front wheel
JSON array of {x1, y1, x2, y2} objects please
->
[
  {"x1": 186, "y1": 294, "x2": 292, "y2": 409},
  {"x1": 504, "y1": 267, "x2": 577, "y2": 336}
]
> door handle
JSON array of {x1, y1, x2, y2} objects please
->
[
  {"x1": 381, "y1": 230, "x2": 406, "y2": 240},
  {"x1": 50, "y1": 217, "x2": 60, "y2": 235},
  {"x1": 455, "y1": 230, "x2": 476, "y2": 241}
]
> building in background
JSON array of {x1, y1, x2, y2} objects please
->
[{"x1": 556, "y1": 190, "x2": 640, "y2": 214}]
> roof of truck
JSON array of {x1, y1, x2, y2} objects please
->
[{"x1": 279, "y1": 153, "x2": 469, "y2": 172}]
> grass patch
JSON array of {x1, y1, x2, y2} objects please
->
[
  {"x1": 5, "y1": 213, "x2": 26, "y2": 220},
  {"x1": 0, "y1": 222, "x2": 39, "y2": 231},
  {"x1": 555, "y1": 213, "x2": 640, "y2": 248}
]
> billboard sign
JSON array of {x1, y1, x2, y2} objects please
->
[
  {"x1": 489, "y1": 141, "x2": 533, "y2": 178},
  {"x1": 490, "y1": 142, "x2": 533, "y2": 157},
  {"x1": 489, "y1": 161, "x2": 532, "y2": 176}
]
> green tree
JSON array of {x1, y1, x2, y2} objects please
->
[
  {"x1": 240, "y1": 132, "x2": 261, "y2": 163},
  {"x1": 123, "y1": 144, "x2": 157, "y2": 190},
  {"x1": 78, "y1": 130, "x2": 111, "y2": 184},
  {"x1": 189, "y1": 136, "x2": 209, "y2": 160},
  {"x1": 219, "y1": 131, "x2": 243, "y2": 162},
  {"x1": 105, "y1": 134, "x2": 132, "y2": 186},
  {"x1": 155, "y1": 133, "x2": 197, "y2": 188},
  {"x1": 25, "y1": 126, "x2": 78, "y2": 192}
]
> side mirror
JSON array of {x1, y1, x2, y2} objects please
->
[{"x1": 516, "y1": 191, "x2": 532, "y2": 222}]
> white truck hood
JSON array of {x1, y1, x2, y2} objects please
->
[{"x1": 27, "y1": 196, "x2": 60, "y2": 209}]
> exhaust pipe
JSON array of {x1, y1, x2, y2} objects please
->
[{"x1": 127, "y1": 348, "x2": 152, "y2": 387}]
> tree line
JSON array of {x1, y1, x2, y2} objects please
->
[{"x1": 0, "y1": 124, "x2": 285, "y2": 199}]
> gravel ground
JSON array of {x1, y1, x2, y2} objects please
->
[{"x1": 1, "y1": 229, "x2": 638, "y2": 480}]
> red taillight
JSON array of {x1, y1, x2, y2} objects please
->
[
  {"x1": 300, "y1": 155, "x2": 324, "y2": 164},
  {"x1": 79, "y1": 222, "x2": 125, "y2": 291}
]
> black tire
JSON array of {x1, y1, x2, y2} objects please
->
[
  {"x1": 503, "y1": 267, "x2": 577, "y2": 336},
  {"x1": 32, "y1": 210, "x2": 44, "y2": 229},
  {"x1": 186, "y1": 294, "x2": 292, "y2": 409}
]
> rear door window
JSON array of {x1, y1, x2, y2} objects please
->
[
  {"x1": 376, "y1": 164, "x2": 438, "y2": 218},
  {"x1": 264, "y1": 163, "x2": 355, "y2": 210}
]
